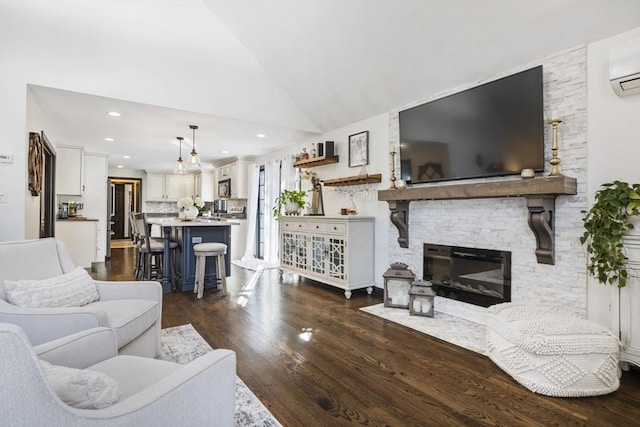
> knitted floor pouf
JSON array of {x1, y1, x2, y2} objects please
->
[{"x1": 486, "y1": 303, "x2": 620, "y2": 397}]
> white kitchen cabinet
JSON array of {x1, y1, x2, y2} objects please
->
[
  {"x1": 192, "y1": 172, "x2": 214, "y2": 200},
  {"x1": 146, "y1": 173, "x2": 194, "y2": 201},
  {"x1": 81, "y1": 153, "x2": 108, "y2": 262},
  {"x1": 194, "y1": 173, "x2": 201, "y2": 197},
  {"x1": 615, "y1": 229, "x2": 640, "y2": 369},
  {"x1": 56, "y1": 146, "x2": 84, "y2": 195},
  {"x1": 55, "y1": 220, "x2": 98, "y2": 268},
  {"x1": 147, "y1": 173, "x2": 166, "y2": 201},
  {"x1": 279, "y1": 216, "x2": 374, "y2": 299},
  {"x1": 165, "y1": 174, "x2": 183, "y2": 201},
  {"x1": 214, "y1": 157, "x2": 252, "y2": 198},
  {"x1": 181, "y1": 174, "x2": 195, "y2": 199}
]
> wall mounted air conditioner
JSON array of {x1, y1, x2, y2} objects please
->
[{"x1": 609, "y1": 38, "x2": 640, "y2": 97}]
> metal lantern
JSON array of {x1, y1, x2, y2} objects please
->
[
  {"x1": 383, "y1": 262, "x2": 415, "y2": 308},
  {"x1": 409, "y1": 280, "x2": 436, "y2": 317}
]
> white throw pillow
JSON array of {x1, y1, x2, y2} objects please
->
[
  {"x1": 4, "y1": 266, "x2": 100, "y2": 308},
  {"x1": 39, "y1": 360, "x2": 121, "y2": 409}
]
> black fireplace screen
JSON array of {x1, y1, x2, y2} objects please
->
[{"x1": 423, "y1": 243, "x2": 511, "y2": 307}]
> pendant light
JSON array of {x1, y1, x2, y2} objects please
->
[
  {"x1": 187, "y1": 124, "x2": 201, "y2": 171},
  {"x1": 174, "y1": 136, "x2": 186, "y2": 174}
]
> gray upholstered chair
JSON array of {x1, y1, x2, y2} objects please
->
[
  {"x1": 0, "y1": 238, "x2": 162, "y2": 357},
  {"x1": 0, "y1": 323, "x2": 236, "y2": 426}
]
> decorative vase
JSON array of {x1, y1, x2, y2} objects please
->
[
  {"x1": 182, "y1": 206, "x2": 199, "y2": 220},
  {"x1": 284, "y1": 201, "x2": 300, "y2": 215}
]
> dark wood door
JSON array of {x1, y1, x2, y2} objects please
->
[{"x1": 113, "y1": 184, "x2": 126, "y2": 239}]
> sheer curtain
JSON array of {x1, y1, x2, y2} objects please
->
[
  {"x1": 235, "y1": 159, "x2": 281, "y2": 269},
  {"x1": 240, "y1": 164, "x2": 259, "y2": 261},
  {"x1": 236, "y1": 157, "x2": 296, "y2": 270},
  {"x1": 263, "y1": 159, "x2": 282, "y2": 264}
]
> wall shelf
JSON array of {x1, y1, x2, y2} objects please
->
[
  {"x1": 323, "y1": 173, "x2": 382, "y2": 187},
  {"x1": 293, "y1": 156, "x2": 339, "y2": 168},
  {"x1": 377, "y1": 175, "x2": 577, "y2": 265}
]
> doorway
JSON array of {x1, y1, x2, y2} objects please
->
[
  {"x1": 109, "y1": 178, "x2": 141, "y2": 241},
  {"x1": 40, "y1": 131, "x2": 56, "y2": 238}
]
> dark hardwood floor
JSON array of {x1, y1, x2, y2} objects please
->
[{"x1": 93, "y1": 248, "x2": 640, "y2": 426}]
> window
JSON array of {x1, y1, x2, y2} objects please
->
[{"x1": 257, "y1": 165, "x2": 265, "y2": 259}]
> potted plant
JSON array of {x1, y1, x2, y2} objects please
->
[
  {"x1": 273, "y1": 189, "x2": 307, "y2": 218},
  {"x1": 580, "y1": 181, "x2": 640, "y2": 288}
]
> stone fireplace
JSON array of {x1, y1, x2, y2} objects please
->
[
  {"x1": 423, "y1": 243, "x2": 511, "y2": 308},
  {"x1": 385, "y1": 44, "x2": 589, "y2": 322}
]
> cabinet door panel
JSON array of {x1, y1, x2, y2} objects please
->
[
  {"x1": 181, "y1": 175, "x2": 195, "y2": 199},
  {"x1": 56, "y1": 221, "x2": 97, "y2": 268},
  {"x1": 165, "y1": 174, "x2": 182, "y2": 201},
  {"x1": 57, "y1": 146, "x2": 84, "y2": 195},
  {"x1": 311, "y1": 235, "x2": 326, "y2": 274},
  {"x1": 293, "y1": 233, "x2": 308, "y2": 270},
  {"x1": 281, "y1": 232, "x2": 295, "y2": 268},
  {"x1": 326, "y1": 236, "x2": 346, "y2": 280},
  {"x1": 147, "y1": 174, "x2": 166, "y2": 201}
]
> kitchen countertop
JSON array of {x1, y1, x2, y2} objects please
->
[
  {"x1": 56, "y1": 217, "x2": 98, "y2": 221},
  {"x1": 146, "y1": 217, "x2": 240, "y2": 227}
]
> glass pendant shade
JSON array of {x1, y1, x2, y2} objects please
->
[
  {"x1": 174, "y1": 137, "x2": 186, "y2": 174},
  {"x1": 187, "y1": 125, "x2": 201, "y2": 171}
]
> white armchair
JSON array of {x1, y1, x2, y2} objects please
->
[
  {"x1": 0, "y1": 238, "x2": 162, "y2": 357},
  {"x1": 0, "y1": 323, "x2": 236, "y2": 426}
]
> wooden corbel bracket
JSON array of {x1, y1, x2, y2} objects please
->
[
  {"x1": 388, "y1": 200, "x2": 409, "y2": 248},
  {"x1": 525, "y1": 195, "x2": 556, "y2": 265}
]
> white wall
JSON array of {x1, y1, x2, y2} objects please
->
[
  {"x1": 23, "y1": 88, "x2": 52, "y2": 240},
  {"x1": 586, "y1": 27, "x2": 640, "y2": 326},
  {"x1": 256, "y1": 113, "x2": 391, "y2": 286},
  {"x1": 0, "y1": 1, "x2": 316, "y2": 241}
]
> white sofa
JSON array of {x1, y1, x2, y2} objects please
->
[
  {"x1": 0, "y1": 238, "x2": 162, "y2": 357},
  {"x1": 0, "y1": 323, "x2": 236, "y2": 426}
]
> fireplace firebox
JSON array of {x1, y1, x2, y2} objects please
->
[{"x1": 423, "y1": 244, "x2": 511, "y2": 308}]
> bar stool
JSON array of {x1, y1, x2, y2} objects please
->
[
  {"x1": 133, "y1": 213, "x2": 178, "y2": 282},
  {"x1": 193, "y1": 242, "x2": 228, "y2": 299}
]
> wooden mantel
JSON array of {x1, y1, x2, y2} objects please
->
[{"x1": 377, "y1": 175, "x2": 577, "y2": 265}]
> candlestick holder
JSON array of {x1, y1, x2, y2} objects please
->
[
  {"x1": 548, "y1": 119, "x2": 563, "y2": 176},
  {"x1": 389, "y1": 150, "x2": 398, "y2": 189}
]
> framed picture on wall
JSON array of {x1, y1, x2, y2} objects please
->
[{"x1": 348, "y1": 130, "x2": 369, "y2": 168}]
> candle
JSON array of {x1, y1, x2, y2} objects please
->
[{"x1": 413, "y1": 299, "x2": 422, "y2": 312}]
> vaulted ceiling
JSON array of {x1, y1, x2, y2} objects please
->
[{"x1": 13, "y1": 0, "x2": 640, "y2": 171}]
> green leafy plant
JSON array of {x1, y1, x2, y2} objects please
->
[
  {"x1": 580, "y1": 181, "x2": 640, "y2": 287},
  {"x1": 273, "y1": 189, "x2": 307, "y2": 218}
]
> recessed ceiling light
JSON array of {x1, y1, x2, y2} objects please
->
[
  {"x1": 256, "y1": 133, "x2": 266, "y2": 138},
  {"x1": 104, "y1": 137, "x2": 114, "y2": 142},
  {"x1": 107, "y1": 111, "x2": 121, "y2": 117},
  {"x1": 116, "y1": 165, "x2": 124, "y2": 168},
  {"x1": 123, "y1": 155, "x2": 131, "y2": 159},
  {"x1": 222, "y1": 150, "x2": 229, "y2": 154}
]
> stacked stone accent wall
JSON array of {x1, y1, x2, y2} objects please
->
[{"x1": 388, "y1": 45, "x2": 588, "y2": 318}]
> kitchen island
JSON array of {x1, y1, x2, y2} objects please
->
[{"x1": 146, "y1": 217, "x2": 239, "y2": 293}]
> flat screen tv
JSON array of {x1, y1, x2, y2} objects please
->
[{"x1": 399, "y1": 66, "x2": 544, "y2": 184}]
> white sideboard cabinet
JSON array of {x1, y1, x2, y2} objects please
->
[
  {"x1": 616, "y1": 228, "x2": 640, "y2": 369},
  {"x1": 279, "y1": 216, "x2": 374, "y2": 299}
]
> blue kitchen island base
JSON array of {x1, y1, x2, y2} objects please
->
[
  {"x1": 174, "y1": 225, "x2": 231, "y2": 293},
  {"x1": 146, "y1": 217, "x2": 238, "y2": 294}
]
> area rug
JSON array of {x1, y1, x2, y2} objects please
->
[
  {"x1": 360, "y1": 303, "x2": 486, "y2": 355},
  {"x1": 160, "y1": 324, "x2": 282, "y2": 427}
]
